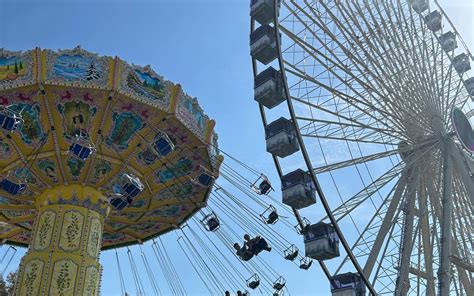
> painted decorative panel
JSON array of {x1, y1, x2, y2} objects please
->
[
  {"x1": 176, "y1": 92, "x2": 210, "y2": 141},
  {"x1": 56, "y1": 98, "x2": 97, "y2": 140},
  {"x1": 33, "y1": 210, "x2": 56, "y2": 251},
  {"x1": 50, "y1": 259, "x2": 78, "y2": 296},
  {"x1": 145, "y1": 204, "x2": 187, "y2": 219},
  {"x1": 37, "y1": 159, "x2": 59, "y2": 183},
  {"x1": 118, "y1": 63, "x2": 173, "y2": 110},
  {"x1": 0, "y1": 49, "x2": 34, "y2": 90},
  {"x1": 154, "y1": 157, "x2": 195, "y2": 183},
  {"x1": 19, "y1": 258, "x2": 44, "y2": 296},
  {"x1": 59, "y1": 210, "x2": 84, "y2": 252},
  {"x1": 89, "y1": 161, "x2": 112, "y2": 185},
  {"x1": 155, "y1": 181, "x2": 196, "y2": 201},
  {"x1": 83, "y1": 265, "x2": 100, "y2": 296},
  {"x1": 86, "y1": 218, "x2": 102, "y2": 258},
  {"x1": 0, "y1": 140, "x2": 12, "y2": 160},
  {"x1": 9, "y1": 102, "x2": 47, "y2": 145},
  {"x1": 44, "y1": 47, "x2": 109, "y2": 89},
  {"x1": 66, "y1": 158, "x2": 85, "y2": 181},
  {"x1": 127, "y1": 222, "x2": 162, "y2": 234},
  {"x1": 106, "y1": 111, "x2": 144, "y2": 150}
]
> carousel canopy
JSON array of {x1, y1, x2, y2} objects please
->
[{"x1": 0, "y1": 46, "x2": 222, "y2": 249}]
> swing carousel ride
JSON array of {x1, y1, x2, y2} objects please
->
[
  {"x1": 0, "y1": 46, "x2": 310, "y2": 296},
  {"x1": 0, "y1": 46, "x2": 223, "y2": 295}
]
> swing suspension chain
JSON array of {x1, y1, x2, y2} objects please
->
[
  {"x1": 151, "y1": 240, "x2": 180, "y2": 296},
  {"x1": 127, "y1": 247, "x2": 146, "y2": 296},
  {"x1": 114, "y1": 248, "x2": 127, "y2": 296},
  {"x1": 157, "y1": 237, "x2": 187, "y2": 295},
  {"x1": 138, "y1": 245, "x2": 162, "y2": 296}
]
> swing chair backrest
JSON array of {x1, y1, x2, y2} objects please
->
[
  {"x1": 0, "y1": 107, "x2": 23, "y2": 132},
  {"x1": 153, "y1": 132, "x2": 175, "y2": 157}
]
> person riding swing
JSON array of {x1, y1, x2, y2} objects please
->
[
  {"x1": 233, "y1": 243, "x2": 254, "y2": 261},
  {"x1": 243, "y1": 234, "x2": 271, "y2": 255}
]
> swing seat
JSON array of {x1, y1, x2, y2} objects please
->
[
  {"x1": 69, "y1": 143, "x2": 93, "y2": 160},
  {"x1": 299, "y1": 259, "x2": 313, "y2": 270},
  {"x1": 273, "y1": 283, "x2": 285, "y2": 290},
  {"x1": 108, "y1": 195, "x2": 130, "y2": 211},
  {"x1": 0, "y1": 179, "x2": 26, "y2": 195},
  {"x1": 119, "y1": 173, "x2": 144, "y2": 198},
  {"x1": 266, "y1": 210, "x2": 278, "y2": 224},
  {"x1": 248, "y1": 280, "x2": 260, "y2": 289},
  {"x1": 284, "y1": 249, "x2": 298, "y2": 261},
  {"x1": 153, "y1": 135, "x2": 174, "y2": 157},
  {"x1": 207, "y1": 217, "x2": 220, "y2": 232},
  {"x1": 123, "y1": 182, "x2": 141, "y2": 198},
  {"x1": 258, "y1": 179, "x2": 272, "y2": 195},
  {"x1": 0, "y1": 112, "x2": 21, "y2": 132},
  {"x1": 197, "y1": 173, "x2": 214, "y2": 187},
  {"x1": 273, "y1": 277, "x2": 286, "y2": 290},
  {"x1": 247, "y1": 275, "x2": 260, "y2": 289}
]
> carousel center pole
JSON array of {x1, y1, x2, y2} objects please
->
[{"x1": 14, "y1": 185, "x2": 109, "y2": 296}]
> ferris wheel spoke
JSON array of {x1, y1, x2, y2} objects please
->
[
  {"x1": 394, "y1": 163, "x2": 425, "y2": 295},
  {"x1": 450, "y1": 144, "x2": 474, "y2": 205},
  {"x1": 334, "y1": 186, "x2": 403, "y2": 284},
  {"x1": 279, "y1": 25, "x2": 402, "y2": 128},
  {"x1": 358, "y1": 172, "x2": 408, "y2": 279},
  {"x1": 451, "y1": 227, "x2": 473, "y2": 294},
  {"x1": 313, "y1": 148, "x2": 400, "y2": 174},
  {"x1": 289, "y1": 0, "x2": 394, "y2": 100},
  {"x1": 428, "y1": 171, "x2": 474, "y2": 295},
  {"x1": 344, "y1": 0, "x2": 452, "y2": 133},
  {"x1": 332, "y1": 171, "x2": 407, "y2": 282},
  {"x1": 308, "y1": 1, "x2": 436, "y2": 133},
  {"x1": 321, "y1": 162, "x2": 404, "y2": 223},
  {"x1": 291, "y1": 95, "x2": 401, "y2": 136},
  {"x1": 338, "y1": 1, "x2": 436, "y2": 131},
  {"x1": 284, "y1": 64, "x2": 403, "y2": 135},
  {"x1": 280, "y1": 2, "x2": 412, "y2": 130},
  {"x1": 297, "y1": 116, "x2": 402, "y2": 144},
  {"x1": 346, "y1": 0, "x2": 428, "y2": 102},
  {"x1": 445, "y1": 79, "x2": 468, "y2": 125},
  {"x1": 452, "y1": 178, "x2": 473, "y2": 261},
  {"x1": 418, "y1": 182, "x2": 436, "y2": 295},
  {"x1": 300, "y1": 132, "x2": 398, "y2": 145},
  {"x1": 370, "y1": 205, "x2": 404, "y2": 294},
  {"x1": 383, "y1": 0, "x2": 438, "y2": 107}
]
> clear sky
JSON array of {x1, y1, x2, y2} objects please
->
[{"x1": 0, "y1": 0, "x2": 473, "y2": 295}]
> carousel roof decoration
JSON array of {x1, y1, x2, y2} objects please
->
[{"x1": 0, "y1": 46, "x2": 223, "y2": 249}]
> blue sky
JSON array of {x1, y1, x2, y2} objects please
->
[{"x1": 0, "y1": 0, "x2": 473, "y2": 295}]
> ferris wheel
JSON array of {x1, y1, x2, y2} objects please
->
[{"x1": 250, "y1": 0, "x2": 474, "y2": 295}]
